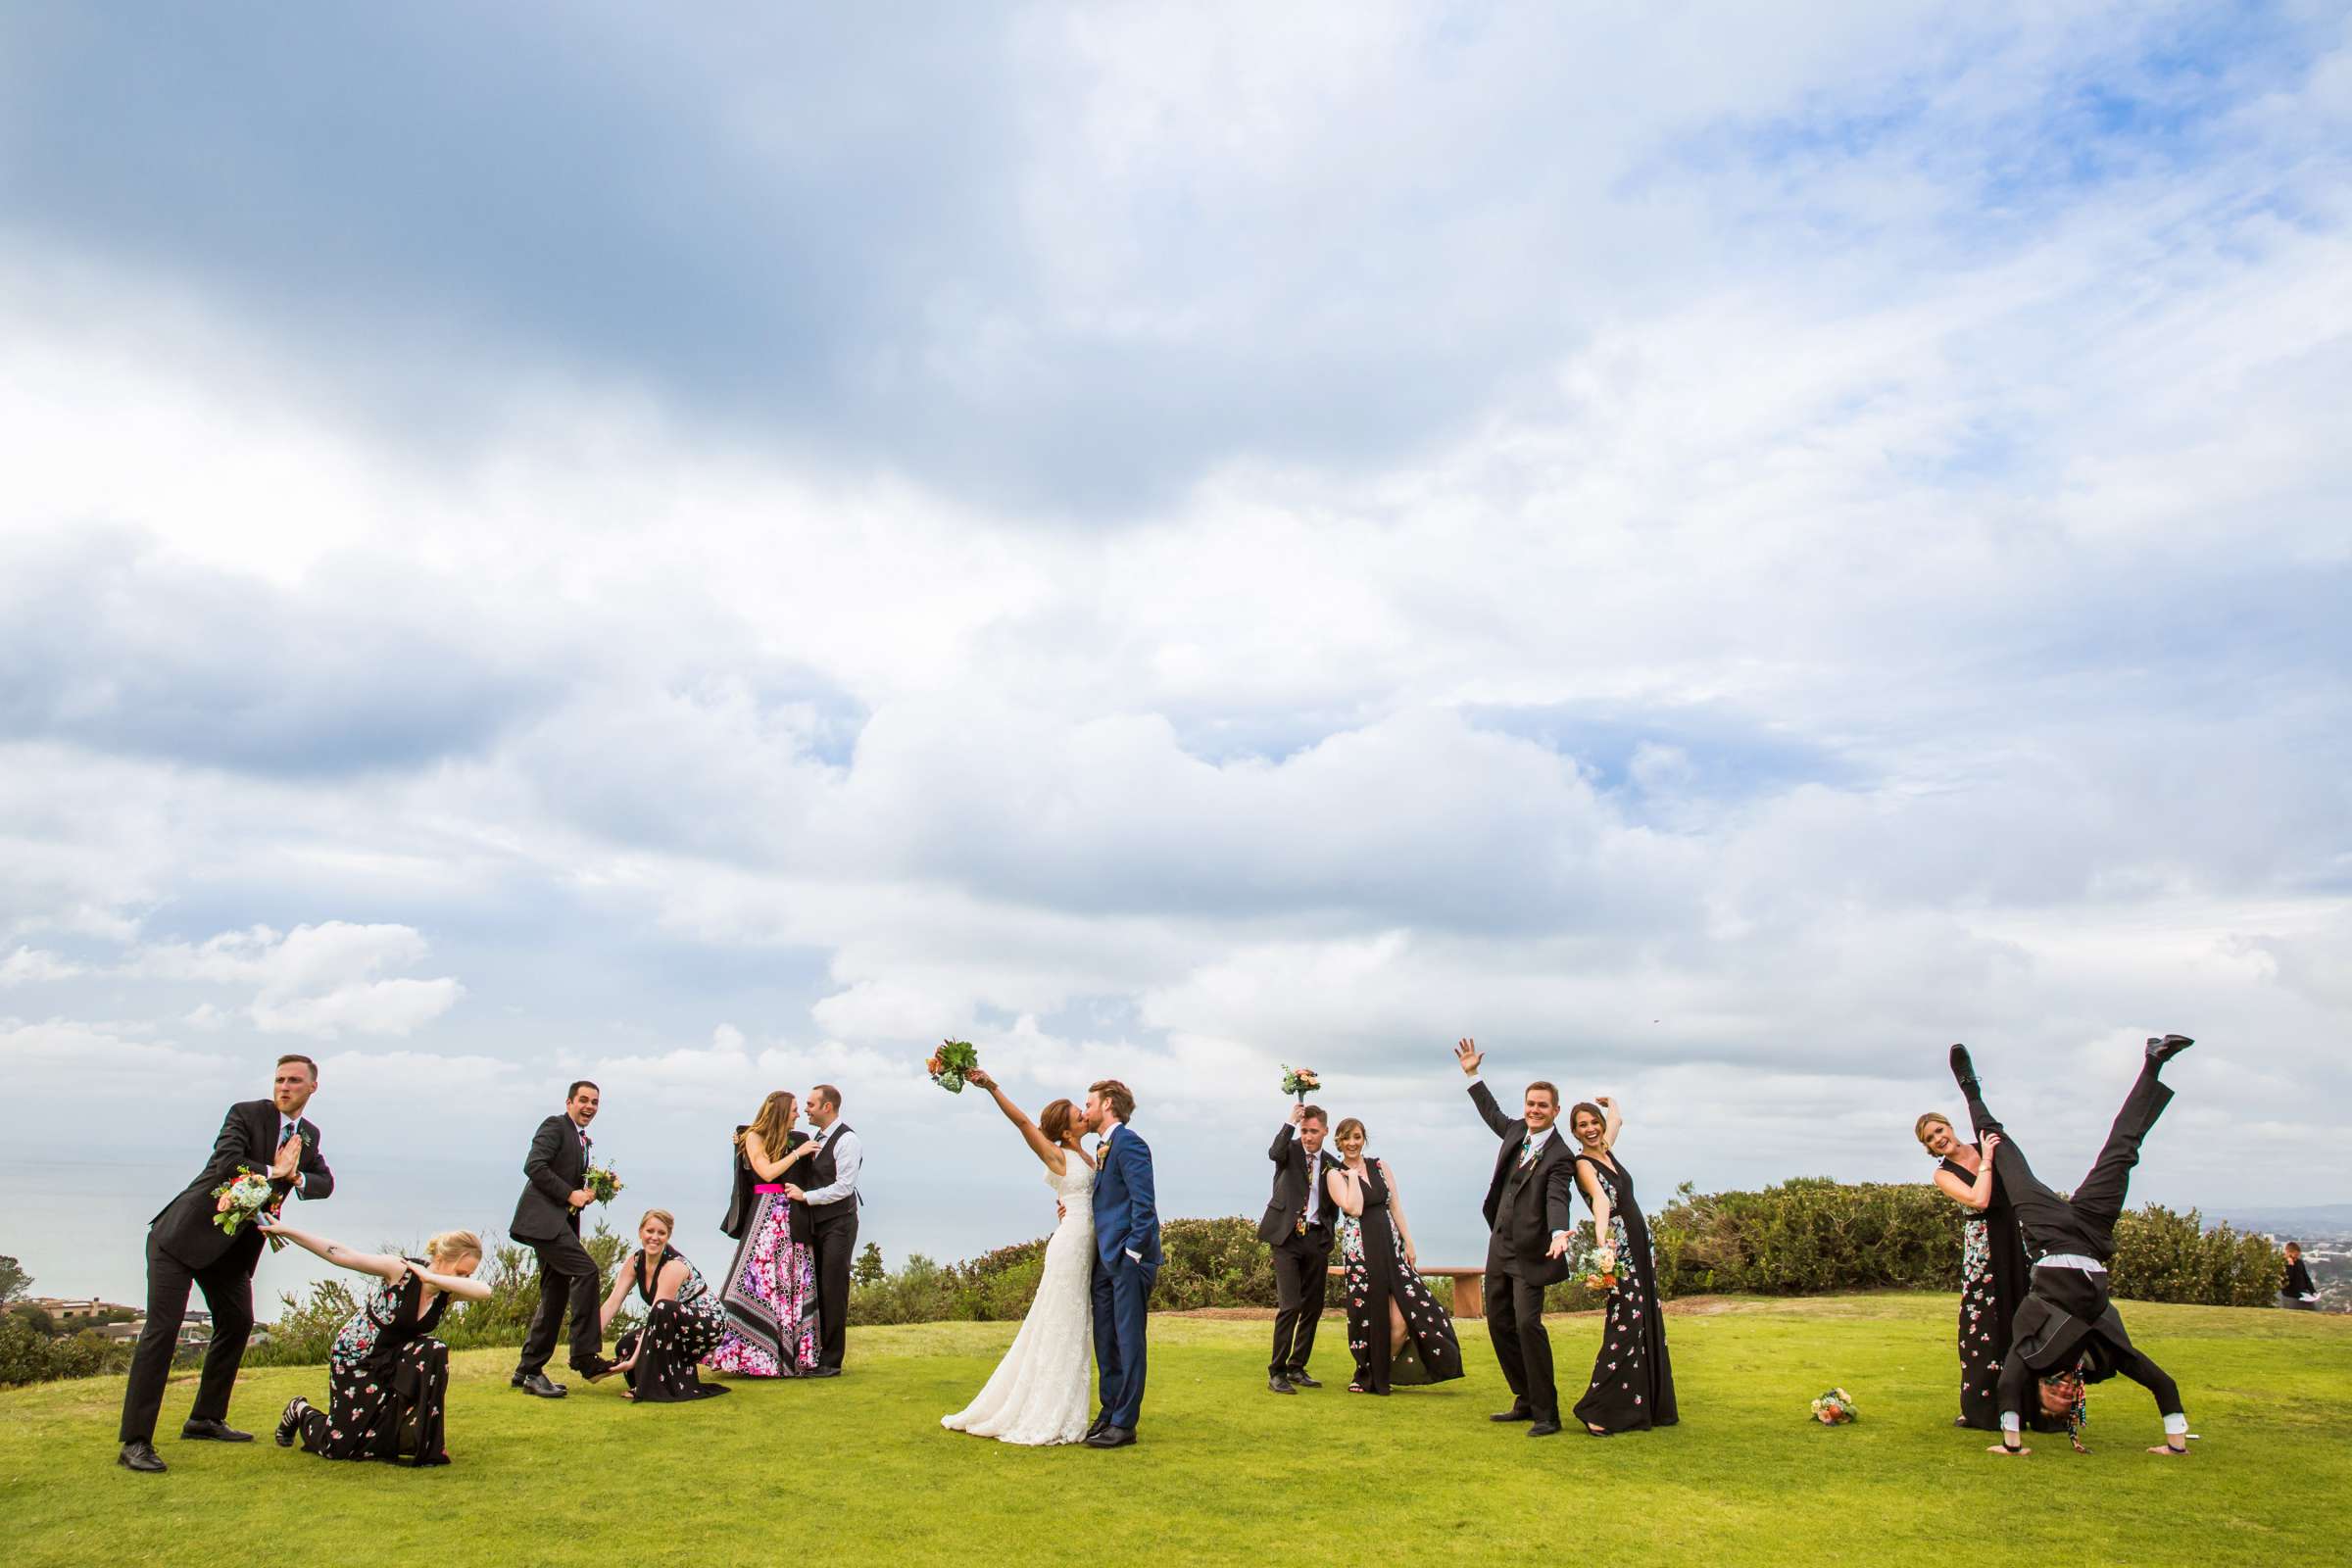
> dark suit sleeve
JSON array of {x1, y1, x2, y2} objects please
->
[
  {"x1": 195, "y1": 1103, "x2": 264, "y2": 1194},
  {"x1": 1544, "y1": 1153, "x2": 1576, "y2": 1238},
  {"x1": 1468, "y1": 1079, "x2": 1514, "y2": 1139},
  {"x1": 524, "y1": 1118, "x2": 574, "y2": 1205},
  {"x1": 1269, "y1": 1124, "x2": 1298, "y2": 1165},
  {"x1": 1118, "y1": 1135, "x2": 1156, "y2": 1260},
  {"x1": 295, "y1": 1121, "x2": 334, "y2": 1201}
]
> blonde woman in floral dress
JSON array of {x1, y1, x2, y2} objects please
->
[
  {"x1": 1568, "y1": 1098, "x2": 1677, "y2": 1436},
  {"x1": 261, "y1": 1220, "x2": 491, "y2": 1466}
]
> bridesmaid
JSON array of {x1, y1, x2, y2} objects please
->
[
  {"x1": 599, "y1": 1209, "x2": 731, "y2": 1402},
  {"x1": 1327, "y1": 1117, "x2": 1464, "y2": 1395},
  {"x1": 261, "y1": 1221, "x2": 491, "y2": 1466},
  {"x1": 1568, "y1": 1097, "x2": 1677, "y2": 1435},
  {"x1": 1919, "y1": 1112, "x2": 2051, "y2": 1432},
  {"x1": 708, "y1": 1090, "x2": 823, "y2": 1377}
]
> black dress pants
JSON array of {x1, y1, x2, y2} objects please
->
[
  {"x1": 118, "y1": 1232, "x2": 257, "y2": 1443},
  {"x1": 515, "y1": 1227, "x2": 604, "y2": 1375},
  {"x1": 1268, "y1": 1230, "x2": 1332, "y2": 1376},
  {"x1": 1968, "y1": 1064, "x2": 2174, "y2": 1260},
  {"x1": 810, "y1": 1208, "x2": 858, "y2": 1370},
  {"x1": 1483, "y1": 1257, "x2": 1557, "y2": 1418}
]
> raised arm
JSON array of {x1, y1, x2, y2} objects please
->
[
  {"x1": 965, "y1": 1069, "x2": 1067, "y2": 1175},
  {"x1": 1597, "y1": 1095, "x2": 1622, "y2": 1151},
  {"x1": 1271, "y1": 1103, "x2": 1304, "y2": 1164},
  {"x1": 1932, "y1": 1141, "x2": 1998, "y2": 1211},
  {"x1": 253, "y1": 1220, "x2": 407, "y2": 1284}
]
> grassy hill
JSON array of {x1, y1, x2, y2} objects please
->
[{"x1": 3, "y1": 1294, "x2": 2345, "y2": 1567}]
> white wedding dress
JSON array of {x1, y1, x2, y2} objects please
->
[{"x1": 942, "y1": 1157, "x2": 1095, "y2": 1446}]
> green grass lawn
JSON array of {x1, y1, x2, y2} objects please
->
[{"x1": 4, "y1": 1295, "x2": 2346, "y2": 1566}]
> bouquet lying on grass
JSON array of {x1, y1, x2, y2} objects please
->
[
  {"x1": 928, "y1": 1040, "x2": 980, "y2": 1094},
  {"x1": 585, "y1": 1164, "x2": 624, "y2": 1205},
  {"x1": 1280, "y1": 1064, "x2": 1320, "y2": 1102},
  {"x1": 212, "y1": 1166, "x2": 286, "y2": 1250},
  {"x1": 1811, "y1": 1388, "x2": 1858, "y2": 1425}
]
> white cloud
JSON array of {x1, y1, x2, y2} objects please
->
[
  {"x1": 0, "y1": 947, "x2": 85, "y2": 987},
  {"x1": 130, "y1": 922, "x2": 465, "y2": 1039}
]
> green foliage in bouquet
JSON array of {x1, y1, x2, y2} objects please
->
[{"x1": 928, "y1": 1040, "x2": 980, "y2": 1093}]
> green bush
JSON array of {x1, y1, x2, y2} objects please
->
[
  {"x1": 1649, "y1": 1178, "x2": 1962, "y2": 1298},
  {"x1": 2110, "y1": 1205, "x2": 2279, "y2": 1306},
  {"x1": 0, "y1": 1319, "x2": 130, "y2": 1387}
]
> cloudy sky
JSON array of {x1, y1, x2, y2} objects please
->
[{"x1": 4, "y1": 3, "x2": 2347, "y2": 1300}]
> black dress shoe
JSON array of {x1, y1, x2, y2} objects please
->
[
  {"x1": 1086, "y1": 1410, "x2": 1110, "y2": 1439},
  {"x1": 1268, "y1": 1375, "x2": 1297, "y2": 1395},
  {"x1": 275, "y1": 1397, "x2": 307, "y2": 1447},
  {"x1": 2146, "y1": 1033, "x2": 2194, "y2": 1067},
  {"x1": 574, "y1": 1355, "x2": 617, "y2": 1382},
  {"x1": 512, "y1": 1371, "x2": 567, "y2": 1397},
  {"x1": 805, "y1": 1365, "x2": 842, "y2": 1379},
  {"x1": 1490, "y1": 1405, "x2": 1534, "y2": 1422},
  {"x1": 180, "y1": 1418, "x2": 252, "y2": 1442},
  {"x1": 1948, "y1": 1043, "x2": 1979, "y2": 1092},
  {"x1": 1526, "y1": 1417, "x2": 1563, "y2": 1437},
  {"x1": 117, "y1": 1441, "x2": 167, "y2": 1473},
  {"x1": 1085, "y1": 1425, "x2": 1137, "y2": 1449},
  {"x1": 1289, "y1": 1371, "x2": 1322, "y2": 1389}
]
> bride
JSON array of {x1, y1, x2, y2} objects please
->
[{"x1": 941, "y1": 1065, "x2": 1096, "y2": 1446}]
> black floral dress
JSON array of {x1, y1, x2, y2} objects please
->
[
  {"x1": 1941, "y1": 1155, "x2": 2060, "y2": 1432},
  {"x1": 292, "y1": 1262, "x2": 453, "y2": 1465},
  {"x1": 614, "y1": 1248, "x2": 730, "y2": 1402},
  {"x1": 1336, "y1": 1159, "x2": 1464, "y2": 1394},
  {"x1": 1572, "y1": 1153, "x2": 1678, "y2": 1434}
]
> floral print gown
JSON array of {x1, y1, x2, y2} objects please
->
[
  {"x1": 1941, "y1": 1154, "x2": 2057, "y2": 1432},
  {"x1": 294, "y1": 1262, "x2": 453, "y2": 1465},
  {"x1": 1572, "y1": 1153, "x2": 1678, "y2": 1433},
  {"x1": 1336, "y1": 1158, "x2": 1464, "y2": 1394},
  {"x1": 615, "y1": 1248, "x2": 731, "y2": 1402},
  {"x1": 708, "y1": 1178, "x2": 820, "y2": 1377}
]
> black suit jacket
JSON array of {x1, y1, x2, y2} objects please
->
[
  {"x1": 1469, "y1": 1080, "x2": 1577, "y2": 1285},
  {"x1": 151, "y1": 1100, "x2": 332, "y2": 1271},
  {"x1": 1257, "y1": 1123, "x2": 1344, "y2": 1248},
  {"x1": 510, "y1": 1113, "x2": 592, "y2": 1243}
]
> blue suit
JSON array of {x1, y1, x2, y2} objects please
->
[{"x1": 1090, "y1": 1122, "x2": 1161, "y2": 1431}]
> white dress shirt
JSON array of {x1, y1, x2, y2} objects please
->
[{"x1": 800, "y1": 1123, "x2": 863, "y2": 1206}]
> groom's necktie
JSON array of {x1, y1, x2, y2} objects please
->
[
  {"x1": 1518, "y1": 1134, "x2": 1536, "y2": 1169},
  {"x1": 278, "y1": 1119, "x2": 298, "y2": 1147}
]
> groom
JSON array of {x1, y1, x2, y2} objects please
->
[{"x1": 1083, "y1": 1077, "x2": 1159, "y2": 1449}]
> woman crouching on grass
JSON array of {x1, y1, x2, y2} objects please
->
[
  {"x1": 258, "y1": 1219, "x2": 491, "y2": 1466},
  {"x1": 598, "y1": 1209, "x2": 731, "y2": 1401}
]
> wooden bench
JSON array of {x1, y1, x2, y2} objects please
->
[{"x1": 1330, "y1": 1264, "x2": 1485, "y2": 1318}]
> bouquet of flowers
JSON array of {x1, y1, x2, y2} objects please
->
[
  {"x1": 211, "y1": 1165, "x2": 285, "y2": 1250},
  {"x1": 1578, "y1": 1241, "x2": 1621, "y2": 1294},
  {"x1": 927, "y1": 1040, "x2": 980, "y2": 1094},
  {"x1": 1810, "y1": 1388, "x2": 1858, "y2": 1425},
  {"x1": 1280, "y1": 1064, "x2": 1321, "y2": 1102},
  {"x1": 585, "y1": 1164, "x2": 624, "y2": 1205}
]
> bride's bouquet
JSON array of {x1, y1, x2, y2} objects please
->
[
  {"x1": 211, "y1": 1166, "x2": 285, "y2": 1250},
  {"x1": 927, "y1": 1040, "x2": 980, "y2": 1094},
  {"x1": 1280, "y1": 1063, "x2": 1321, "y2": 1102},
  {"x1": 584, "y1": 1164, "x2": 624, "y2": 1205},
  {"x1": 1577, "y1": 1241, "x2": 1621, "y2": 1294},
  {"x1": 1810, "y1": 1388, "x2": 1858, "y2": 1425}
]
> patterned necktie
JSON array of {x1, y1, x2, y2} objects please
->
[
  {"x1": 278, "y1": 1119, "x2": 298, "y2": 1148},
  {"x1": 1519, "y1": 1134, "x2": 1537, "y2": 1168}
]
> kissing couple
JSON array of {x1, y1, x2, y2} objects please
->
[{"x1": 941, "y1": 1071, "x2": 1161, "y2": 1448}]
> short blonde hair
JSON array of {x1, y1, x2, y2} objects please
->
[
  {"x1": 425, "y1": 1229, "x2": 483, "y2": 1266},
  {"x1": 1915, "y1": 1113, "x2": 1955, "y2": 1149}
]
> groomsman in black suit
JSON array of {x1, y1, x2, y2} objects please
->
[
  {"x1": 1258, "y1": 1101, "x2": 1342, "y2": 1394},
  {"x1": 118, "y1": 1054, "x2": 333, "y2": 1473},
  {"x1": 1455, "y1": 1037, "x2": 1579, "y2": 1437},
  {"x1": 509, "y1": 1080, "x2": 612, "y2": 1396}
]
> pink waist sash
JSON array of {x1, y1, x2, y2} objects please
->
[{"x1": 755, "y1": 1183, "x2": 787, "y2": 1194}]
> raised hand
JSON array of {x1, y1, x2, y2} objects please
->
[
  {"x1": 1454, "y1": 1037, "x2": 1483, "y2": 1077},
  {"x1": 270, "y1": 1134, "x2": 303, "y2": 1181},
  {"x1": 965, "y1": 1066, "x2": 997, "y2": 1091},
  {"x1": 1288, "y1": 1102, "x2": 1304, "y2": 1127}
]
